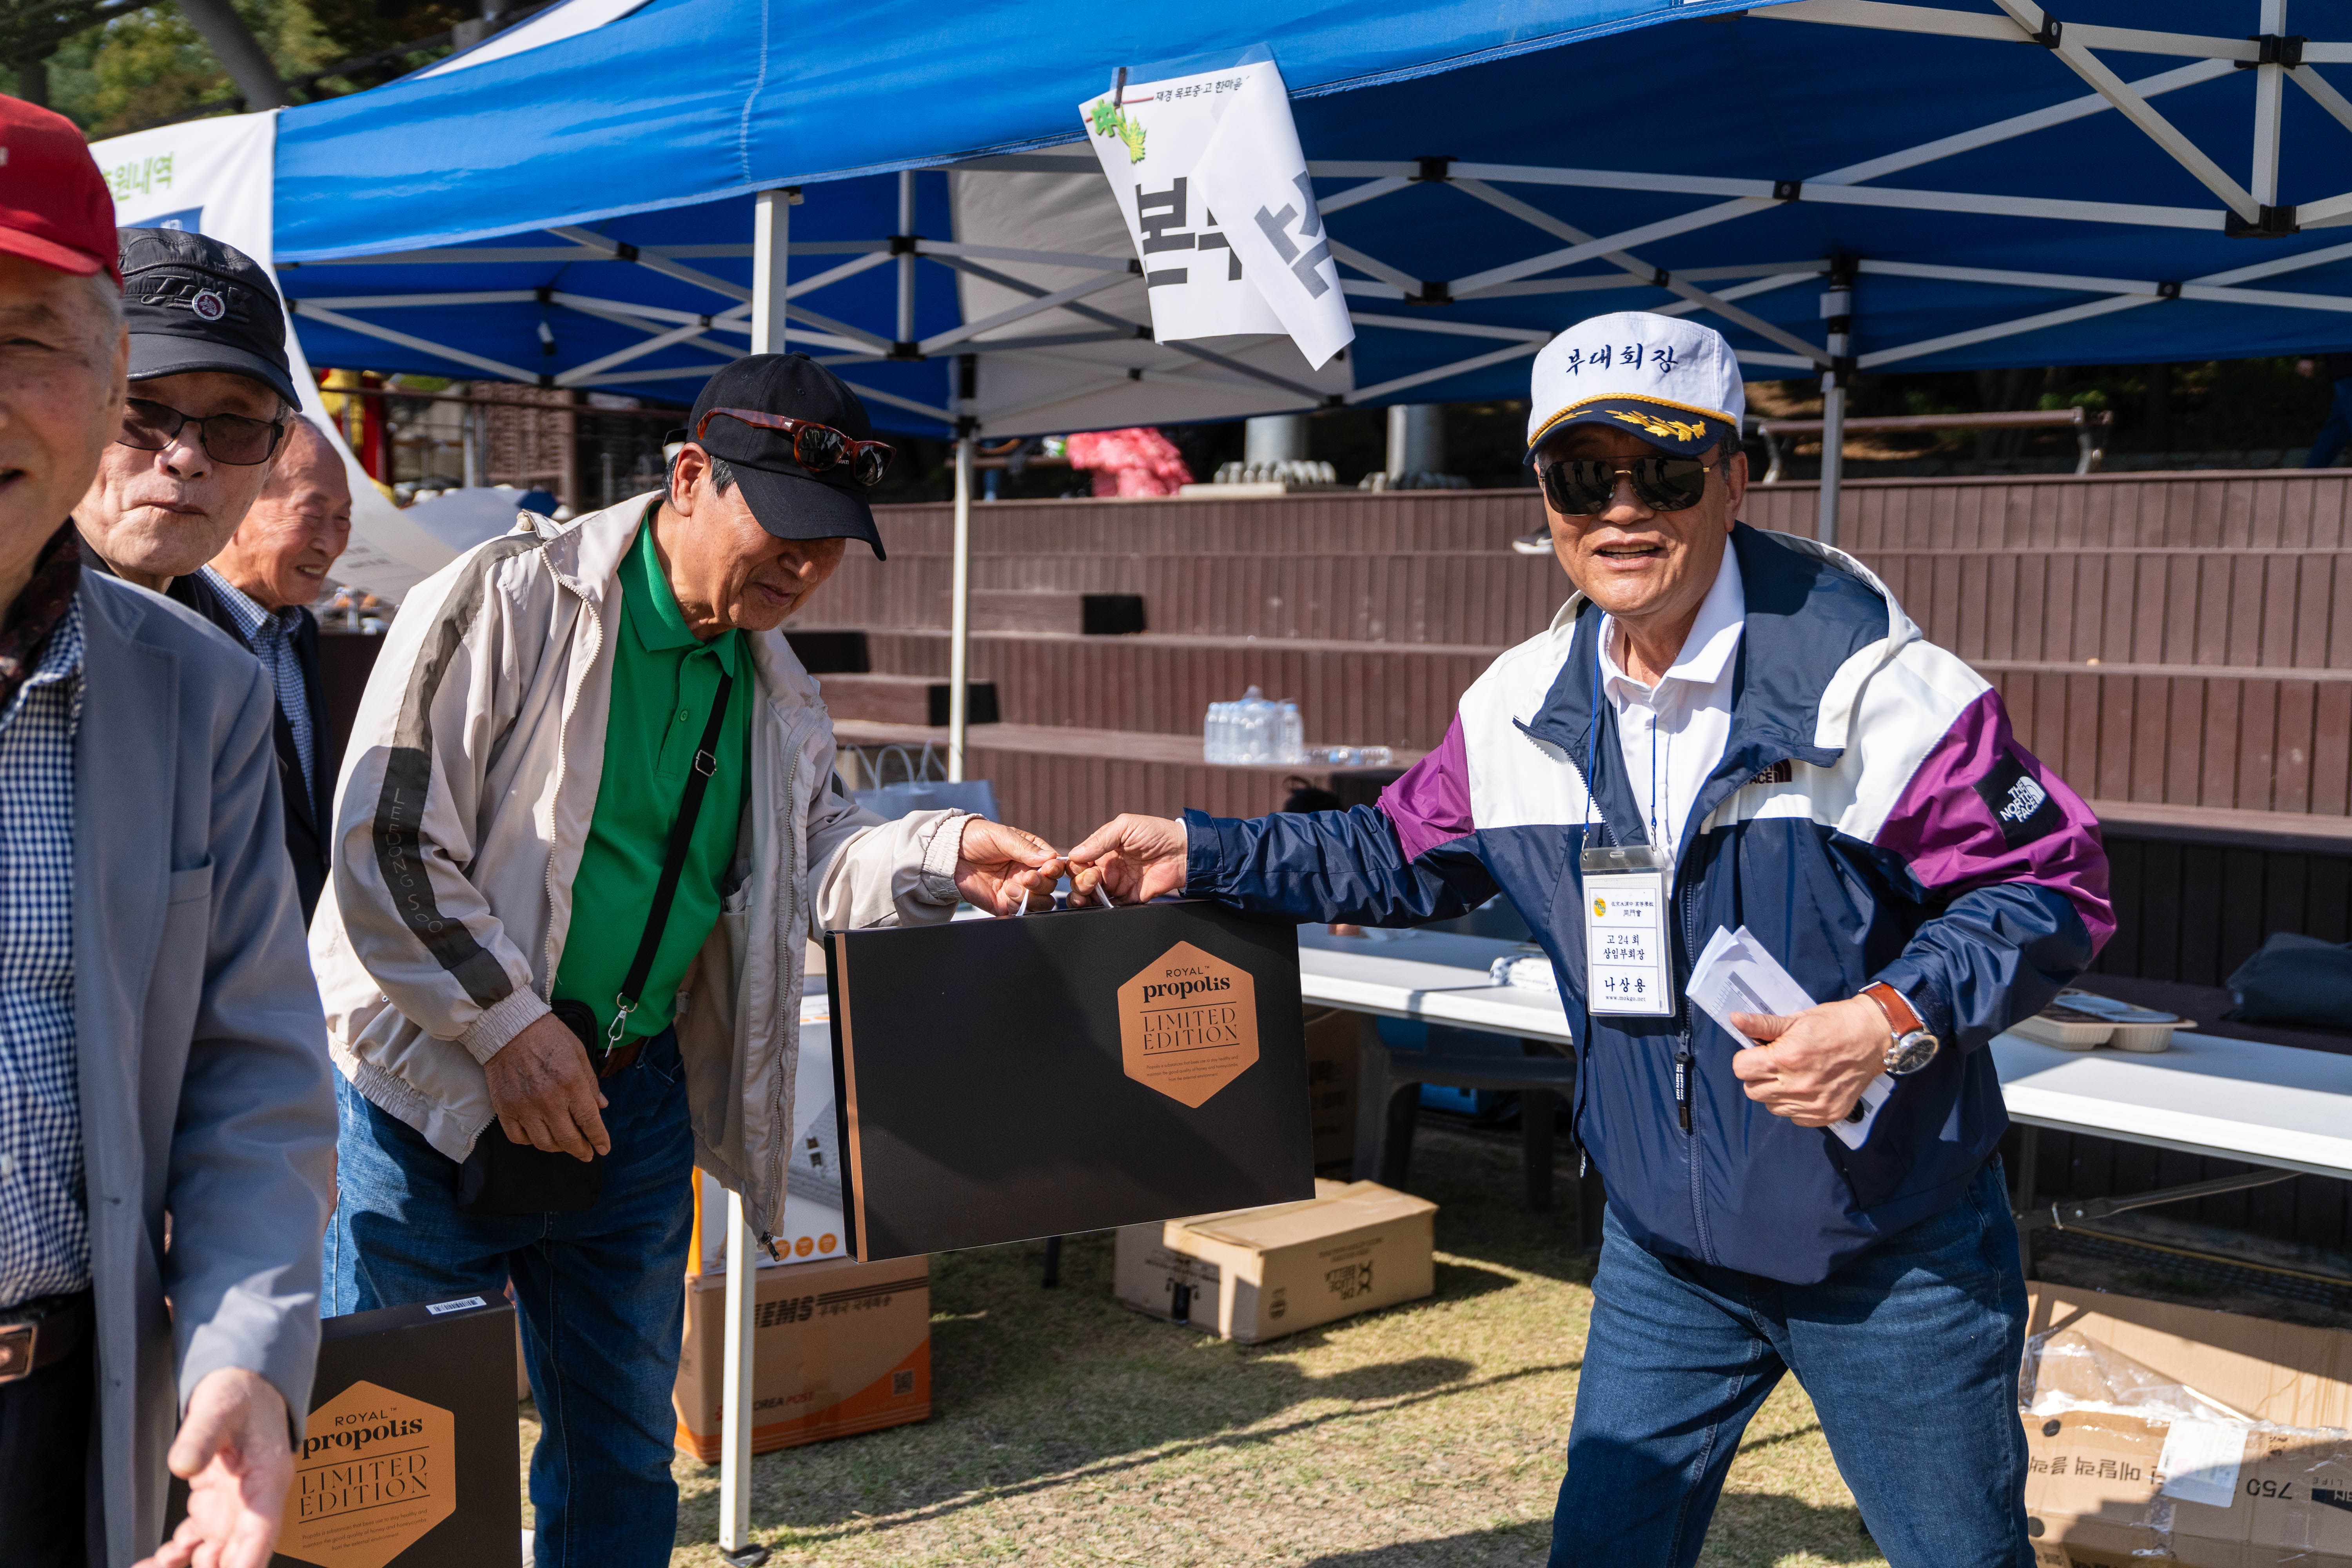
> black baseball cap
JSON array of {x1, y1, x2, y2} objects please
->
[
  {"x1": 686, "y1": 354, "x2": 886, "y2": 560},
  {"x1": 118, "y1": 227, "x2": 300, "y2": 408}
]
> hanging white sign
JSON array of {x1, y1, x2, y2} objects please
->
[
  {"x1": 1077, "y1": 50, "x2": 1353, "y2": 369},
  {"x1": 90, "y1": 113, "x2": 456, "y2": 601}
]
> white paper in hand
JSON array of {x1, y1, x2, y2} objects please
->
[{"x1": 1687, "y1": 926, "x2": 1894, "y2": 1151}]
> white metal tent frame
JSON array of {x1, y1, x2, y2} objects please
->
[
  {"x1": 279, "y1": 8, "x2": 2352, "y2": 1553},
  {"x1": 287, "y1": 0, "x2": 2352, "y2": 557}
]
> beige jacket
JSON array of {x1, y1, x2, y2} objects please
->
[{"x1": 309, "y1": 494, "x2": 965, "y2": 1240}]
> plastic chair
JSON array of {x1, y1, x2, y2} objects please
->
[{"x1": 1352, "y1": 1017, "x2": 1606, "y2": 1250}]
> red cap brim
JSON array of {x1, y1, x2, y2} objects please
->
[{"x1": 0, "y1": 226, "x2": 117, "y2": 284}]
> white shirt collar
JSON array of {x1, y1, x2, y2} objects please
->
[{"x1": 1598, "y1": 542, "x2": 1745, "y2": 703}]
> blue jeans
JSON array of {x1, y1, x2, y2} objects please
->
[
  {"x1": 327, "y1": 1029, "x2": 696, "y2": 1568},
  {"x1": 1552, "y1": 1159, "x2": 2031, "y2": 1568},
  {"x1": 2310, "y1": 377, "x2": 2352, "y2": 468}
]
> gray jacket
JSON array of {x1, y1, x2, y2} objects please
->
[{"x1": 73, "y1": 572, "x2": 337, "y2": 1564}]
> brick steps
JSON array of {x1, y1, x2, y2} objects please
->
[
  {"x1": 813, "y1": 673, "x2": 1000, "y2": 728},
  {"x1": 969, "y1": 590, "x2": 1147, "y2": 636},
  {"x1": 799, "y1": 627, "x2": 1493, "y2": 753}
]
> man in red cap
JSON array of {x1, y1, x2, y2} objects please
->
[{"x1": 0, "y1": 96, "x2": 335, "y2": 1568}]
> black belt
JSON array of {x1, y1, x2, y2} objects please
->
[{"x1": 0, "y1": 1290, "x2": 93, "y2": 1384}]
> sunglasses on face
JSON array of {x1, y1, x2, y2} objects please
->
[
  {"x1": 118, "y1": 397, "x2": 287, "y2": 467},
  {"x1": 1537, "y1": 454, "x2": 1720, "y2": 517},
  {"x1": 695, "y1": 407, "x2": 895, "y2": 487}
]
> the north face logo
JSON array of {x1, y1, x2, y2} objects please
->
[
  {"x1": 190, "y1": 288, "x2": 227, "y2": 321},
  {"x1": 1998, "y1": 775, "x2": 2048, "y2": 825},
  {"x1": 1973, "y1": 749, "x2": 2062, "y2": 848}
]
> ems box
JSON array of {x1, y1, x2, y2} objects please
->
[
  {"x1": 672, "y1": 1254, "x2": 932, "y2": 1463},
  {"x1": 825, "y1": 900, "x2": 1316, "y2": 1261}
]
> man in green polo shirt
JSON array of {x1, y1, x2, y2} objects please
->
[
  {"x1": 314, "y1": 355, "x2": 1065, "y2": 1565},
  {"x1": 551, "y1": 508, "x2": 758, "y2": 1053}
]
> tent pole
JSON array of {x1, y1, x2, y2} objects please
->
[
  {"x1": 1817, "y1": 378, "x2": 1846, "y2": 550},
  {"x1": 717, "y1": 1192, "x2": 764, "y2": 1565},
  {"x1": 1817, "y1": 262, "x2": 1855, "y2": 550},
  {"x1": 897, "y1": 171, "x2": 917, "y2": 349},
  {"x1": 948, "y1": 437, "x2": 973, "y2": 782},
  {"x1": 752, "y1": 186, "x2": 791, "y2": 357},
  {"x1": 717, "y1": 184, "x2": 794, "y2": 1568}
]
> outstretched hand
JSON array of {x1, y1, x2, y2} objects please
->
[
  {"x1": 136, "y1": 1368, "x2": 294, "y2": 1568},
  {"x1": 954, "y1": 818, "x2": 1066, "y2": 915},
  {"x1": 1726, "y1": 997, "x2": 1890, "y2": 1127},
  {"x1": 1067, "y1": 813, "x2": 1189, "y2": 906}
]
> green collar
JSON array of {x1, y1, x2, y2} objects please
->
[{"x1": 623, "y1": 511, "x2": 740, "y2": 673}]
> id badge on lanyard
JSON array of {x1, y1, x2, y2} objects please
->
[{"x1": 1582, "y1": 843, "x2": 1674, "y2": 1016}]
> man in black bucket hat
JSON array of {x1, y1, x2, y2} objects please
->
[
  {"x1": 314, "y1": 354, "x2": 1067, "y2": 1564},
  {"x1": 74, "y1": 227, "x2": 301, "y2": 613}
]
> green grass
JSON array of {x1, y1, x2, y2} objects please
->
[{"x1": 521, "y1": 1125, "x2": 1886, "y2": 1567}]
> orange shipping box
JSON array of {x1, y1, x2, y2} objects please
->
[
  {"x1": 2022, "y1": 1283, "x2": 2352, "y2": 1568},
  {"x1": 673, "y1": 1254, "x2": 931, "y2": 1464},
  {"x1": 1114, "y1": 1178, "x2": 1435, "y2": 1343}
]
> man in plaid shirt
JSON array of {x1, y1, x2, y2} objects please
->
[{"x1": 0, "y1": 98, "x2": 335, "y2": 1568}]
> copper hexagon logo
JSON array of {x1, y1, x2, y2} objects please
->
[
  {"x1": 279, "y1": 1379, "x2": 455, "y2": 1568},
  {"x1": 1118, "y1": 940, "x2": 1259, "y2": 1108}
]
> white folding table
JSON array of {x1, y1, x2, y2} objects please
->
[{"x1": 1294, "y1": 927, "x2": 2352, "y2": 1267}]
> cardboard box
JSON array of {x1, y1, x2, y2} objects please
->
[
  {"x1": 827, "y1": 901, "x2": 1316, "y2": 1260},
  {"x1": 272, "y1": 1296, "x2": 520, "y2": 1568},
  {"x1": 672, "y1": 1254, "x2": 931, "y2": 1464},
  {"x1": 1301, "y1": 1007, "x2": 1361, "y2": 1169},
  {"x1": 1114, "y1": 1179, "x2": 1436, "y2": 1343},
  {"x1": 2022, "y1": 1283, "x2": 2352, "y2": 1567}
]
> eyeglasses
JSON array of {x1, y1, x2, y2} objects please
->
[
  {"x1": 1537, "y1": 454, "x2": 1722, "y2": 517},
  {"x1": 695, "y1": 407, "x2": 895, "y2": 487},
  {"x1": 118, "y1": 397, "x2": 287, "y2": 467}
]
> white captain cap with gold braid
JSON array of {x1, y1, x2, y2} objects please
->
[{"x1": 1525, "y1": 312, "x2": 1745, "y2": 460}]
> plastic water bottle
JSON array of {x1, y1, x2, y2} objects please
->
[
  {"x1": 1277, "y1": 701, "x2": 1305, "y2": 765},
  {"x1": 1238, "y1": 686, "x2": 1270, "y2": 764},
  {"x1": 1202, "y1": 701, "x2": 1224, "y2": 762}
]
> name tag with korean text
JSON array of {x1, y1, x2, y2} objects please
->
[{"x1": 1582, "y1": 844, "x2": 1673, "y2": 1016}]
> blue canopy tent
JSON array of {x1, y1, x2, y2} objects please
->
[
  {"x1": 252, "y1": 10, "x2": 2352, "y2": 1543},
  {"x1": 270, "y1": 0, "x2": 2352, "y2": 451},
  {"x1": 262, "y1": 0, "x2": 2352, "y2": 748}
]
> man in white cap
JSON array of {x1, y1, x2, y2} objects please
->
[{"x1": 1071, "y1": 312, "x2": 2111, "y2": 1567}]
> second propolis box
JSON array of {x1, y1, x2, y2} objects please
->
[{"x1": 825, "y1": 901, "x2": 1316, "y2": 1261}]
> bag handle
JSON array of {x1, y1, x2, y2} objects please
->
[{"x1": 607, "y1": 667, "x2": 735, "y2": 1049}]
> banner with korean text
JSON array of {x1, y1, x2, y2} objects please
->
[
  {"x1": 92, "y1": 113, "x2": 455, "y2": 600},
  {"x1": 1078, "y1": 47, "x2": 1353, "y2": 369}
]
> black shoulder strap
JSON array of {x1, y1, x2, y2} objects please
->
[{"x1": 607, "y1": 666, "x2": 735, "y2": 1047}]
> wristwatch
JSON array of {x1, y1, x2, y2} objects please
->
[{"x1": 1861, "y1": 982, "x2": 1940, "y2": 1076}]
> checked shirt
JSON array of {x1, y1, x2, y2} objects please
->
[
  {"x1": 200, "y1": 567, "x2": 317, "y2": 818},
  {"x1": 0, "y1": 595, "x2": 87, "y2": 1307}
]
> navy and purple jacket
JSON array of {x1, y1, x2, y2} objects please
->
[{"x1": 1183, "y1": 524, "x2": 2112, "y2": 1285}]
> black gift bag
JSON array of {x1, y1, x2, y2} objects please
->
[{"x1": 824, "y1": 900, "x2": 1316, "y2": 1261}]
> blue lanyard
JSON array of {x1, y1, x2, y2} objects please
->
[{"x1": 1590, "y1": 622, "x2": 1668, "y2": 855}]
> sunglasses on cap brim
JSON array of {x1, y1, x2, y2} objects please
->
[
  {"x1": 695, "y1": 407, "x2": 894, "y2": 487},
  {"x1": 1536, "y1": 454, "x2": 1725, "y2": 517}
]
